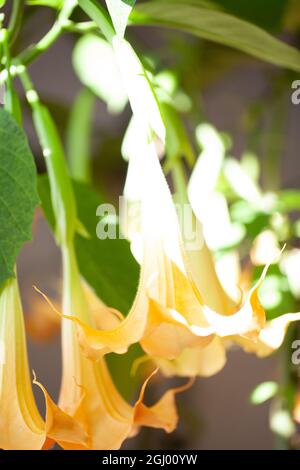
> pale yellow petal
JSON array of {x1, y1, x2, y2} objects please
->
[
  {"x1": 0, "y1": 279, "x2": 45, "y2": 450},
  {"x1": 141, "y1": 298, "x2": 213, "y2": 359},
  {"x1": 199, "y1": 261, "x2": 269, "y2": 337},
  {"x1": 33, "y1": 374, "x2": 89, "y2": 450},
  {"x1": 235, "y1": 312, "x2": 300, "y2": 357},
  {"x1": 133, "y1": 369, "x2": 193, "y2": 433},
  {"x1": 154, "y1": 337, "x2": 226, "y2": 378}
]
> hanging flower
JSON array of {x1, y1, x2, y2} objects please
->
[
  {"x1": 49, "y1": 242, "x2": 191, "y2": 449},
  {"x1": 0, "y1": 277, "x2": 87, "y2": 450},
  {"x1": 57, "y1": 136, "x2": 287, "y2": 378}
]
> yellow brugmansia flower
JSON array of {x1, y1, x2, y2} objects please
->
[
  {"x1": 58, "y1": 136, "x2": 285, "y2": 379},
  {"x1": 0, "y1": 276, "x2": 88, "y2": 450},
  {"x1": 49, "y1": 21, "x2": 299, "y2": 374},
  {"x1": 71, "y1": 132, "x2": 300, "y2": 379},
  {"x1": 50, "y1": 242, "x2": 191, "y2": 450}
]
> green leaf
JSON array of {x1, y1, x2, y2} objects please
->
[
  {"x1": 214, "y1": 0, "x2": 287, "y2": 31},
  {"x1": 107, "y1": 343, "x2": 144, "y2": 400},
  {"x1": 72, "y1": 35, "x2": 128, "y2": 113},
  {"x1": 250, "y1": 381, "x2": 279, "y2": 405},
  {"x1": 106, "y1": 0, "x2": 136, "y2": 38},
  {"x1": 38, "y1": 175, "x2": 139, "y2": 314},
  {"x1": 0, "y1": 107, "x2": 39, "y2": 285},
  {"x1": 26, "y1": 0, "x2": 63, "y2": 7},
  {"x1": 131, "y1": 2, "x2": 300, "y2": 72}
]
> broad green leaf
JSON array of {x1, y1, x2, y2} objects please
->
[
  {"x1": 0, "y1": 108, "x2": 39, "y2": 285},
  {"x1": 106, "y1": 0, "x2": 136, "y2": 38},
  {"x1": 75, "y1": 184, "x2": 139, "y2": 314},
  {"x1": 38, "y1": 175, "x2": 139, "y2": 313},
  {"x1": 0, "y1": 1, "x2": 6, "y2": 7},
  {"x1": 26, "y1": 0, "x2": 63, "y2": 7},
  {"x1": 214, "y1": 0, "x2": 287, "y2": 31},
  {"x1": 250, "y1": 381, "x2": 279, "y2": 405},
  {"x1": 131, "y1": 2, "x2": 300, "y2": 72},
  {"x1": 107, "y1": 342, "x2": 144, "y2": 400},
  {"x1": 73, "y1": 35, "x2": 128, "y2": 113}
]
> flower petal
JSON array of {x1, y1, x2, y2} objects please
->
[
  {"x1": 235, "y1": 312, "x2": 300, "y2": 357},
  {"x1": 134, "y1": 369, "x2": 193, "y2": 433},
  {"x1": 154, "y1": 337, "x2": 226, "y2": 378},
  {"x1": 32, "y1": 373, "x2": 89, "y2": 450},
  {"x1": 0, "y1": 279, "x2": 45, "y2": 450},
  {"x1": 141, "y1": 298, "x2": 213, "y2": 359}
]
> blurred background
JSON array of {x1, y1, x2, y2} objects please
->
[{"x1": 2, "y1": 0, "x2": 300, "y2": 449}]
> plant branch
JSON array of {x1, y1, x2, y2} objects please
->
[
  {"x1": 15, "y1": 0, "x2": 76, "y2": 67},
  {"x1": 63, "y1": 20, "x2": 99, "y2": 35},
  {"x1": 8, "y1": 0, "x2": 24, "y2": 45}
]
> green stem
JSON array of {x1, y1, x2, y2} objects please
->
[
  {"x1": 77, "y1": 0, "x2": 115, "y2": 43},
  {"x1": 63, "y1": 20, "x2": 99, "y2": 34},
  {"x1": 171, "y1": 157, "x2": 188, "y2": 206},
  {"x1": 16, "y1": 0, "x2": 76, "y2": 66},
  {"x1": 8, "y1": 0, "x2": 24, "y2": 46},
  {"x1": 19, "y1": 66, "x2": 77, "y2": 245},
  {"x1": 1, "y1": 28, "x2": 22, "y2": 124}
]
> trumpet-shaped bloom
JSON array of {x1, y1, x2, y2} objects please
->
[
  {"x1": 60, "y1": 135, "x2": 291, "y2": 378},
  {"x1": 55, "y1": 243, "x2": 190, "y2": 449},
  {"x1": 0, "y1": 277, "x2": 86, "y2": 450},
  {"x1": 0, "y1": 278, "x2": 45, "y2": 449}
]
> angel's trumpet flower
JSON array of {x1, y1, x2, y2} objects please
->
[
  {"x1": 60, "y1": 127, "x2": 300, "y2": 377},
  {"x1": 0, "y1": 277, "x2": 86, "y2": 450},
  {"x1": 55, "y1": 242, "x2": 190, "y2": 449},
  {"x1": 59, "y1": 138, "x2": 265, "y2": 375},
  {"x1": 0, "y1": 278, "x2": 45, "y2": 449}
]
